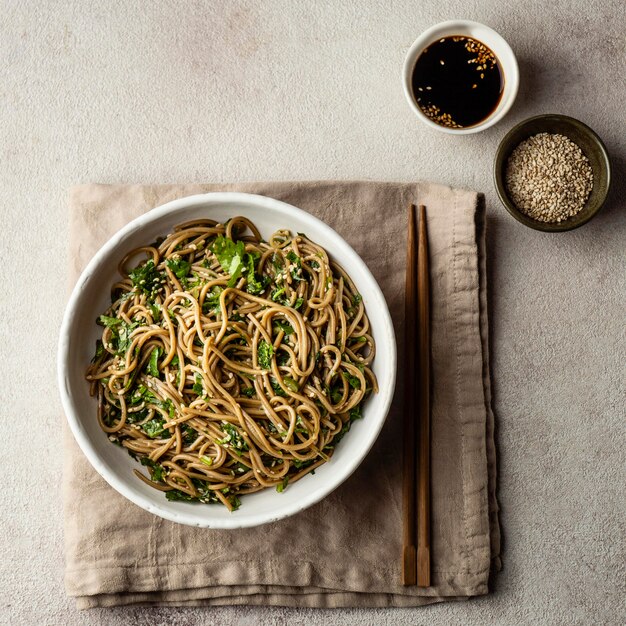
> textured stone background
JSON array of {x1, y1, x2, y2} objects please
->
[{"x1": 1, "y1": 1, "x2": 624, "y2": 624}]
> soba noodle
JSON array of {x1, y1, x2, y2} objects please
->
[{"x1": 86, "y1": 216, "x2": 377, "y2": 510}]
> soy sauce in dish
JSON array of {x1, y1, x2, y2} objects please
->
[{"x1": 411, "y1": 36, "x2": 504, "y2": 128}]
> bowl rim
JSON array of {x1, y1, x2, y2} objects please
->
[
  {"x1": 57, "y1": 191, "x2": 397, "y2": 528},
  {"x1": 402, "y1": 19, "x2": 519, "y2": 135},
  {"x1": 493, "y1": 113, "x2": 612, "y2": 232}
]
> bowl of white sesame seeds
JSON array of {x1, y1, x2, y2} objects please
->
[{"x1": 494, "y1": 114, "x2": 611, "y2": 231}]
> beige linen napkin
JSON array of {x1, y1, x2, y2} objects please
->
[{"x1": 64, "y1": 181, "x2": 500, "y2": 609}]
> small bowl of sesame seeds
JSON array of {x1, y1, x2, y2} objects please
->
[{"x1": 494, "y1": 114, "x2": 611, "y2": 231}]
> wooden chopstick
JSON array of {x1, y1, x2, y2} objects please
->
[
  {"x1": 416, "y1": 204, "x2": 431, "y2": 588},
  {"x1": 401, "y1": 203, "x2": 418, "y2": 586}
]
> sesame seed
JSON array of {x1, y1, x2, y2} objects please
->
[{"x1": 505, "y1": 133, "x2": 593, "y2": 223}]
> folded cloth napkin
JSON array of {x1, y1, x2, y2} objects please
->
[{"x1": 64, "y1": 181, "x2": 500, "y2": 609}]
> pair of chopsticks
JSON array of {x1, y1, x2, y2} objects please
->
[{"x1": 402, "y1": 204, "x2": 431, "y2": 587}]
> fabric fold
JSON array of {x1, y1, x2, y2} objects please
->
[{"x1": 64, "y1": 181, "x2": 500, "y2": 609}]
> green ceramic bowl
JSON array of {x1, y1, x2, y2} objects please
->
[{"x1": 494, "y1": 114, "x2": 611, "y2": 232}]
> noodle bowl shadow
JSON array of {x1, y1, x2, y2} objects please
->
[{"x1": 58, "y1": 192, "x2": 397, "y2": 528}]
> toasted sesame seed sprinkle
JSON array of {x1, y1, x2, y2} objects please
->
[{"x1": 505, "y1": 133, "x2": 594, "y2": 223}]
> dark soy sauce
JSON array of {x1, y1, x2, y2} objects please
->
[{"x1": 411, "y1": 36, "x2": 504, "y2": 128}]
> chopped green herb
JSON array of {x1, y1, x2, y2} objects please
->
[
  {"x1": 328, "y1": 420, "x2": 352, "y2": 447},
  {"x1": 270, "y1": 378, "x2": 287, "y2": 397},
  {"x1": 142, "y1": 418, "x2": 168, "y2": 438},
  {"x1": 99, "y1": 316, "x2": 140, "y2": 355},
  {"x1": 293, "y1": 297, "x2": 304, "y2": 311},
  {"x1": 165, "y1": 489, "x2": 196, "y2": 502},
  {"x1": 182, "y1": 425, "x2": 198, "y2": 445},
  {"x1": 283, "y1": 377, "x2": 299, "y2": 392},
  {"x1": 166, "y1": 256, "x2": 191, "y2": 279},
  {"x1": 200, "y1": 456, "x2": 213, "y2": 467},
  {"x1": 147, "y1": 346, "x2": 161, "y2": 377},
  {"x1": 233, "y1": 462, "x2": 250, "y2": 474},
  {"x1": 271, "y1": 253, "x2": 283, "y2": 271},
  {"x1": 276, "y1": 350, "x2": 290, "y2": 366},
  {"x1": 293, "y1": 458, "x2": 316, "y2": 470},
  {"x1": 257, "y1": 340, "x2": 274, "y2": 370},
  {"x1": 148, "y1": 303, "x2": 161, "y2": 322},
  {"x1": 241, "y1": 386, "x2": 256, "y2": 398},
  {"x1": 212, "y1": 235, "x2": 245, "y2": 287},
  {"x1": 202, "y1": 286, "x2": 224, "y2": 313},
  {"x1": 193, "y1": 374, "x2": 204, "y2": 396},
  {"x1": 330, "y1": 383, "x2": 343, "y2": 404},
  {"x1": 140, "y1": 457, "x2": 166, "y2": 482},
  {"x1": 271, "y1": 286, "x2": 286, "y2": 303},
  {"x1": 129, "y1": 259, "x2": 164, "y2": 297},
  {"x1": 353, "y1": 293, "x2": 362, "y2": 305},
  {"x1": 286, "y1": 251, "x2": 303, "y2": 282},
  {"x1": 273, "y1": 319, "x2": 294, "y2": 335},
  {"x1": 243, "y1": 252, "x2": 269, "y2": 295},
  {"x1": 349, "y1": 403, "x2": 363, "y2": 421},
  {"x1": 343, "y1": 372, "x2": 361, "y2": 389},
  {"x1": 93, "y1": 340, "x2": 104, "y2": 360},
  {"x1": 98, "y1": 315, "x2": 122, "y2": 328},
  {"x1": 217, "y1": 422, "x2": 249, "y2": 454},
  {"x1": 276, "y1": 475, "x2": 289, "y2": 493}
]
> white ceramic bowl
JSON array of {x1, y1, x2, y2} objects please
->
[
  {"x1": 402, "y1": 20, "x2": 519, "y2": 134},
  {"x1": 58, "y1": 192, "x2": 397, "y2": 528}
]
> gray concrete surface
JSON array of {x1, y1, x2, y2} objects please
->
[{"x1": 1, "y1": 1, "x2": 624, "y2": 624}]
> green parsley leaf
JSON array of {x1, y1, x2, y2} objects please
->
[
  {"x1": 241, "y1": 386, "x2": 256, "y2": 398},
  {"x1": 283, "y1": 377, "x2": 299, "y2": 393},
  {"x1": 165, "y1": 489, "x2": 197, "y2": 502},
  {"x1": 343, "y1": 372, "x2": 361, "y2": 389},
  {"x1": 200, "y1": 456, "x2": 213, "y2": 467},
  {"x1": 273, "y1": 319, "x2": 294, "y2": 335},
  {"x1": 166, "y1": 256, "x2": 191, "y2": 279},
  {"x1": 212, "y1": 235, "x2": 245, "y2": 287},
  {"x1": 147, "y1": 346, "x2": 161, "y2": 377},
  {"x1": 98, "y1": 315, "x2": 122, "y2": 328},
  {"x1": 217, "y1": 422, "x2": 249, "y2": 454},
  {"x1": 271, "y1": 252, "x2": 283, "y2": 271},
  {"x1": 276, "y1": 476, "x2": 289, "y2": 493},
  {"x1": 293, "y1": 297, "x2": 304, "y2": 311},
  {"x1": 140, "y1": 456, "x2": 166, "y2": 482},
  {"x1": 202, "y1": 286, "x2": 224, "y2": 313},
  {"x1": 286, "y1": 251, "x2": 303, "y2": 282},
  {"x1": 93, "y1": 340, "x2": 104, "y2": 360},
  {"x1": 117, "y1": 320, "x2": 140, "y2": 354},
  {"x1": 182, "y1": 425, "x2": 198, "y2": 445},
  {"x1": 99, "y1": 316, "x2": 140, "y2": 355},
  {"x1": 349, "y1": 403, "x2": 363, "y2": 421},
  {"x1": 257, "y1": 340, "x2": 274, "y2": 370},
  {"x1": 243, "y1": 251, "x2": 269, "y2": 295},
  {"x1": 129, "y1": 259, "x2": 164, "y2": 296},
  {"x1": 271, "y1": 286, "x2": 287, "y2": 303},
  {"x1": 193, "y1": 374, "x2": 204, "y2": 396},
  {"x1": 142, "y1": 418, "x2": 168, "y2": 438},
  {"x1": 149, "y1": 303, "x2": 161, "y2": 322},
  {"x1": 270, "y1": 378, "x2": 287, "y2": 397}
]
